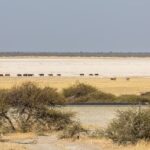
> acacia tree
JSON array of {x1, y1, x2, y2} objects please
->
[
  {"x1": 0, "y1": 82, "x2": 73, "y2": 133},
  {"x1": 0, "y1": 89, "x2": 15, "y2": 131}
]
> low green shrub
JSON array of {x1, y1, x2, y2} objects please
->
[
  {"x1": 63, "y1": 83, "x2": 117, "y2": 103},
  {"x1": 105, "y1": 109, "x2": 150, "y2": 144},
  {"x1": 140, "y1": 92, "x2": 150, "y2": 102},
  {"x1": 63, "y1": 83, "x2": 98, "y2": 99},
  {"x1": 76, "y1": 91, "x2": 116, "y2": 103},
  {"x1": 63, "y1": 83, "x2": 150, "y2": 104},
  {"x1": 116, "y1": 95, "x2": 148, "y2": 104}
]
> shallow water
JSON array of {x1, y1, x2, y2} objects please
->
[{"x1": 62, "y1": 105, "x2": 149, "y2": 128}]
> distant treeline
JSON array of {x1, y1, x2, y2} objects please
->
[{"x1": 1, "y1": 52, "x2": 150, "y2": 57}]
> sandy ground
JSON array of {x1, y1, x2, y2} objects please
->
[
  {"x1": 26, "y1": 136, "x2": 150, "y2": 150},
  {"x1": 1, "y1": 77, "x2": 150, "y2": 95},
  {"x1": 1, "y1": 133, "x2": 150, "y2": 150}
]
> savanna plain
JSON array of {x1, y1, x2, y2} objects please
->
[
  {"x1": 1, "y1": 77, "x2": 150, "y2": 95},
  {"x1": 1, "y1": 57, "x2": 150, "y2": 150}
]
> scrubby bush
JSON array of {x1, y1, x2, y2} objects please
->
[
  {"x1": 0, "y1": 82, "x2": 74, "y2": 133},
  {"x1": 116, "y1": 95, "x2": 148, "y2": 104},
  {"x1": 88, "y1": 128, "x2": 105, "y2": 138},
  {"x1": 62, "y1": 83, "x2": 150, "y2": 104},
  {"x1": 63, "y1": 83, "x2": 117, "y2": 103},
  {"x1": 105, "y1": 109, "x2": 150, "y2": 144},
  {"x1": 140, "y1": 92, "x2": 150, "y2": 102},
  {"x1": 63, "y1": 83, "x2": 97, "y2": 99},
  {"x1": 141, "y1": 92, "x2": 150, "y2": 97},
  {"x1": 77, "y1": 91, "x2": 116, "y2": 103},
  {"x1": 34, "y1": 108, "x2": 74, "y2": 131},
  {"x1": 60, "y1": 122, "x2": 86, "y2": 139}
]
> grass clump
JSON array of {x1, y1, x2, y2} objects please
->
[
  {"x1": 63, "y1": 83, "x2": 150, "y2": 104},
  {"x1": 63, "y1": 83, "x2": 116, "y2": 103},
  {"x1": 116, "y1": 95, "x2": 148, "y2": 104},
  {"x1": 63, "y1": 83, "x2": 97, "y2": 99},
  {"x1": 79, "y1": 91, "x2": 116, "y2": 103},
  {"x1": 105, "y1": 109, "x2": 150, "y2": 144}
]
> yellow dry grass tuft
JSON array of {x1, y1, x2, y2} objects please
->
[
  {"x1": 95, "y1": 139, "x2": 150, "y2": 150},
  {"x1": 2, "y1": 133, "x2": 37, "y2": 141},
  {"x1": 0, "y1": 133, "x2": 36, "y2": 150},
  {"x1": 0, "y1": 143, "x2": 26, "y2": 150}
]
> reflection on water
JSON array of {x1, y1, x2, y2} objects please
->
[{"x1": 62, "y1": 105, "x2": 149, "y2": 128}]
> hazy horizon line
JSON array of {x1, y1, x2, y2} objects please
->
[{"x1": 0, "y1": 51, "x2": 150, "y2": 54}]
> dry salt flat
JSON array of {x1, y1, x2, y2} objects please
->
[{"x1": 0, "y1": 57, "x2": 150, "y2": 77}]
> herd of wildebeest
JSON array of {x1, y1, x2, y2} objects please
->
[{"x1": 0, "y1": 73, "x2": 131, "y2": 81}]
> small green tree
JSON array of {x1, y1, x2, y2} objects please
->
[
  {"x1": 105, "y1": 109, "x2": 150, "y2": 144},
  {"x1": 0, "y1": 82, "x2": 73, "y2": 133}
]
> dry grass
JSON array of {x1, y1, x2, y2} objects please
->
[
  {"x1": 0, "y1": 143, "x2": 26, "y2": 150},
  {"x1": 101, "y1": 140, "x2": 150, "y2": 150},
  {"x1": 59, "y1": 137, "x2": 150, "y2": 150},
  {"x1": 120, "y1": 142, "x2": 150, "y2": 150},
  {"x1": 2, "y1": 133, "x2": 37, "y2": 141},
  {"x1": 0, "y1": 138, "x2": 150, "y2": 150},
  {"x1": 0, "y1": 133, "x2": 150, "y2": 150},
  {"x1": 83, "y1": 138, "x2": 150, "y2": 150},
  {"x1": 0, "y1": 77, "x2": 150, "y2": 95},
  {"x1": 0, "y1": 133, "x2": 36, "y2": 150}
]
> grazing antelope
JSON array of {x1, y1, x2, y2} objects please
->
[
  {"x1": 39, "y1": 74, "x2": 44, "y2": 77},
  {"x1": 110, "y1": 77, "x2": 117, "y2": 81},
  {"x1": 17, "y1": 74, "x2": 22, "y2": 77},
  {"x1": 95, "y1": 73, "x2": 99, "y2": 76},
  {"x1": 5, "y1": 74, "x2": 10, "y2": 77},
  {"x1": 48, "y1": 74, "x2": 53, "y2": 76},
  {"x1": 80, "y1": 73, "x2": 84, "y2": 76}
]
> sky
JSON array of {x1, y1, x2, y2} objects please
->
[{"x1": 0, "y1": 0, "x2": 150, "y2": 53}]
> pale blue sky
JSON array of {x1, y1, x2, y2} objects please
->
[{"x1": 0, "y1": 0, "x2": 150, "y2": 52}]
